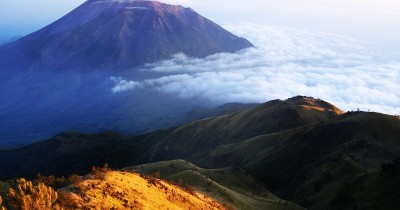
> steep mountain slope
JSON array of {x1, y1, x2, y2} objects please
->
[{"x1": 0, "y1": 0, "x2": 253, "y2": 72}]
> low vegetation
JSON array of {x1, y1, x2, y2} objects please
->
[
  {"x1": 5, "y1": 178, "x2": 60, "y2": 210},
  {"x1": 0, "y1": 164, "x2": 226, "y2": 210},
  {"x1": 130, "y1": 160, "x2": 306, "y2": 210}
]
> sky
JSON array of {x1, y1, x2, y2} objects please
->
[{"x1": 0, "y1": 0, "x2": 399, "y2": 114}]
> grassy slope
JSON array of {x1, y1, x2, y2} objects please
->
[
  {"x1": 136, "y1": 97, "x2": 400, "y2": 209},
  {"x1": 149, "y1": 96, "x2": 342, "y2": 162},
  {"x1": 189, "y1": 112, "x2": 400, "y2": 209},
  {"x1": 128, "y1": 160, "x2": 305, "y2": 210},
  {"x1": 61, "y1": 170, "x2": 227, "y2": 210}
]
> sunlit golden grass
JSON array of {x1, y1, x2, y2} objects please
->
[
  {"x1": 0, "y1": 168, "x2": 227, "y2": 210},
  {"x1": 64, "y1": 170, "x2": 227, "y2": 210}
]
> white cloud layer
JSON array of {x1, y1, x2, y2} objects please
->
[{"x1": 112, "y1": 23, "x2": 400, "y2": 115}]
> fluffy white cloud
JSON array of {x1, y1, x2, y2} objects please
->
[
  {"x1": 112, "y1": 23, "x2": 400, "y2": 115},
  {"x1": 111, "y1": 77, "x2": 142, "y2": 93}
]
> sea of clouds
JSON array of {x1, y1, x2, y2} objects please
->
[{"x1": 112, "y1": 23, "x2": 400, "y2": 115}]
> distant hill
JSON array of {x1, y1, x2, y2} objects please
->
[
  {"x1": 0, "y1": 102, "x2": 257, "y2": 178},
  {"x1": 0, "y1": 130, "x2": 167, "y2": 178},
  {"x1": 0, "y1": 0, "x2": 253, "y2": 72}
]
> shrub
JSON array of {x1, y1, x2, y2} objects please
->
[
  {"x1": 34, "y1": 174, "x2": 67, "y2": 189},
  {"x1": 151, "y1": 171, "x2": 161, "y2": 179},
  {"x1": 146, "y1": 177, "x2": 160, "y2": 187},
  {"x1": 178, "y1": 179, "x2": 184, "y2": 187},
  {"x1": 67, "y1": 174, "x2": 82, "y2": 184},
  {"x1": 5, "y1": 178, "x2": 60, "y2": 210},
  {"x1": 57, "y1": 191, "x2": 79, "y2": 209},
  {"x1": 100, "y1": 163, "x2": 110, "y2": 173},
  {"x1": 90, "y1": 163, "x2": 111, "y2": 180},
  {"x1": 184, "y1": 184, "x2": 196, "y2": 196}
]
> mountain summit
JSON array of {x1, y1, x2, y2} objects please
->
[{"x1": 0, "y1": 0, "x2": 253, "y2": 71}]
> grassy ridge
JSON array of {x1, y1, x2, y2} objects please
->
[{"x1": 128, "y1": 160, "x2": 305, "y2": 210}]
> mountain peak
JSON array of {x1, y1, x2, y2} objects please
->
[
  {"x1": 285, "y1": 96, "x2": 344, "y2": 115},
  {"x1": 0, "y1": 0, "x2": 253, "y2": 71}
]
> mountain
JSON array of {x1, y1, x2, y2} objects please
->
[
  {"x1": 1, "y1": 96, "x2": 400, "y2": 209},
  {"x1": 0, "y1": 0, "x2": 254, "y2": 146},
  {"x1": 0, "y1": 0, "x2": 253, "y2": 72}
]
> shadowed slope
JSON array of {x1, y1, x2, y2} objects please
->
[
  {"x1": 0, "y1": 130, "x2": 169, "y2": 178},
  {"x1": 182, "y1": 112, "x2": 400, "y2": 209},
  {"x1": 148, "y1": 96, "x2": 343, "y2": 162}
]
